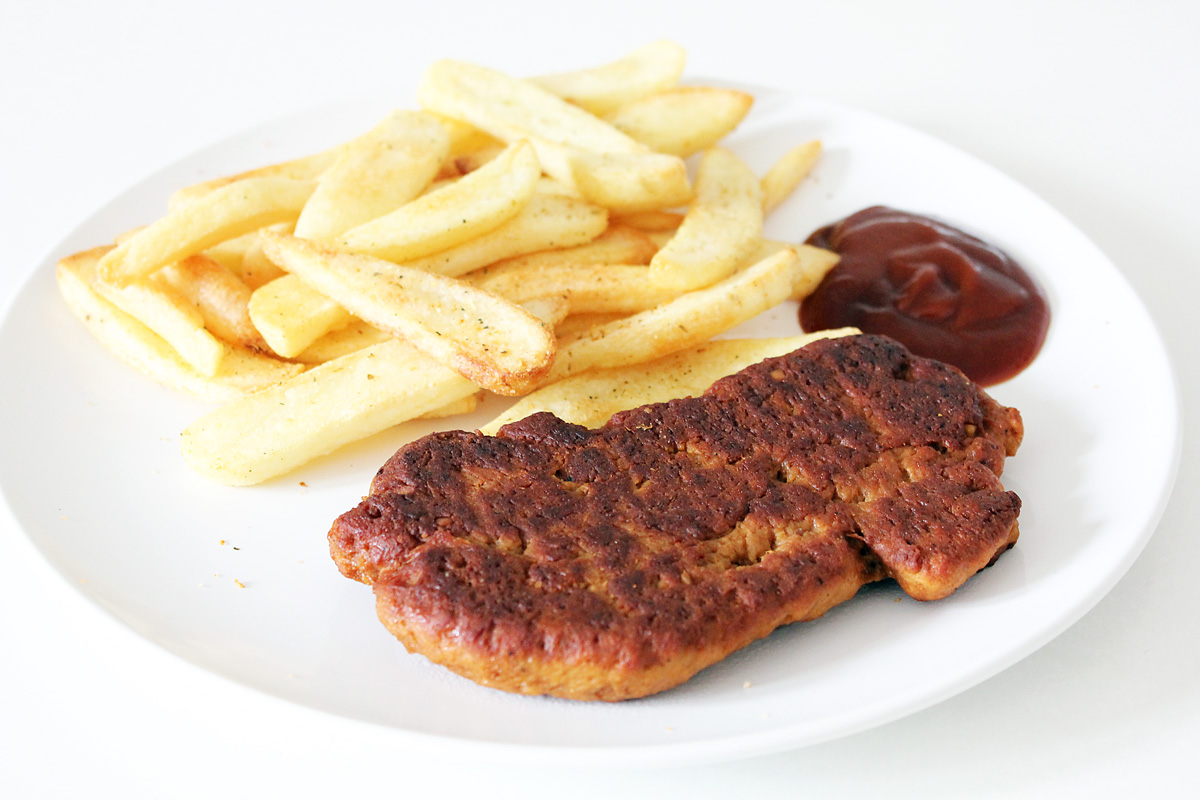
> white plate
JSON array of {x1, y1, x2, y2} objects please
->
[{"x1": 0, "y1": 84, "x2": 1180, "y2": 766}]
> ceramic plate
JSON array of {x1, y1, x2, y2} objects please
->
[{"x1": 0, "y1": 83, "x2": 1180, "y2": 765}]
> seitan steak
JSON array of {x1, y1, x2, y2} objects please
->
[{"x1": 329, "y1": 334, "x2": 1024, "y2": 701}]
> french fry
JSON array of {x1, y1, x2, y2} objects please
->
[
  {"x1": 180, "y1": 338, "x2": 480, "y2": 486},
  {"x1": 611, "y1": 209, "x2": 684, "y2": 232},
  {"x1": 468, "y1": 224, "x2": 656, "y2": 276},
  {"x1": 262, "y1": 233, "x2": 557, "y2": 395},
  {"x1": 153, "y1": 254, "x2": 266, "y2": 352},
  {"x1": 56, "y1": 247, "x2": 305, "y2": 402},
  {"x1": 609, "y1": 87, "x2": 754, "y2": 158},
  {"x1": 546, "y1": 246, "x2": 803, "y2": 383},
  {"x1": 168, "y1": 148, "x2": 340, "y2": 210},
  {"x1": 419, "y1": 392, "x2": 481, "y2": 420},
  {"x1": 470, "y1": 263, "x2": 675, "y2": 314},
  {"x1": 481, "y1": 330, "x2": 859, "y2": 434},
  {"x1": 179, "y1": 290, "x2": 571, "y2": 486},
  {"x1": 649, "y1": 147, "x2": 763, "y2": 291},
  {"x1": 90, "y1": 277, "x2": 227, "y2": 377},
  {"x1": 248, "y1": 273, "x2": 354, "y2": 358},
  {"x1": 553, "y1": 312, "x2": 629, "y2": 340},
  {"x1": 291, "y1": 320, "x2": 392, "y2": 364},
  {"x1": 418, "y1": 59, "x2": 691, "y2": 212},
  {"x1": 436, "y1": 143, "x2": 506, "y2": 180},
  {"x1": 564, "y1": 148, "x2": 692, "y2": 213},
  {"x1": 293, "y1": 110, "x2": 450, "y2": 243},
  {"x1": 336, "y1": 140, "x2": 541, "y2": 262},
  {"x1": 761, "y1": 140, "x2": 822, "y2": 215},
  {"x1": 97, "y1": 176, "x2": 316, "y2": 287},
  {"x1": 401, "y1": 192, "x2": 608, "y2": 277},
  {"x1": 530, "y1": 41, "x2": 687, "y2": 116}
]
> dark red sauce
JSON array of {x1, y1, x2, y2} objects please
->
[{"x1": 800, "y1": 206, "x2": 1050, "y2": 386}]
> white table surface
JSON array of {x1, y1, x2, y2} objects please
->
[{"x1": 3, "y1": 1, "x2": 1197, "y2": 796}]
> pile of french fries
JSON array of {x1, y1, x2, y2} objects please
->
[{"x1": 55, "y1": 41, "x2": 849, "y2": 486}]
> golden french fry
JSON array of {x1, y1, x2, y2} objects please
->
[
  {"x1": 564, "y1": 148, "x2": 692, "y2": 213},
  {"x1": 482, "y1": 329, "x2": 859, "y2": 434},
  {"x1": 611, "y1": 209, "x2": 684, "y2": 232},
  {"x1": 418, "y1": 59, "x2": 691, "y2": 213},
  {"x1": 553, "y1": 312, "x2": 629, "y2": 340},
  {"x1": 515, "y1": 294, "x2": 571, "y2": 330},
  {"x1": 530, "y1": 41, "x2": 687, "y2": 116},
  {"x1": 248, "y1": 273, "x2": 354, "y2": 358},
  {"x1": 293, "y1": 110, "x2": 450, "y2": 243},
  {"x1": 401, "y1": 192, "x2": 608, "y2": 277},
  {"x1": 97, "y1": 176, "x2": 316, "y2": 287},
  {"x1": 649, "y1": 147, "x2": 763, "y2": 291},
  {"x1": 761, "y1": 140, "x2": 822, "y2": 215},
  {"x1": 153, "y1": 254, "x2": 265, "y2": 351},
  {"x1": 181, "y1": 291, "x2": 571, "y2": 485},
  {"x1": 470, "y1": 224, "x2": 656, "y2": 275},
  {"x1": 431, "y1": 112, "x2": 504, "y2": 156},
  {"x1": 89, "y1": 267, "x2": 228, "y2": 377},
  {"x1": 57, "y1": 247, "x2": 305, "y2": 402},
  {"x1": 419, "y1": 392, "x2": 481, "y2": 420},
  {"x1": 180, "y1": 339, "x2": 479, "y2": 486},
  {"x1": 262, "y1": 233, "x2": 556, "y2": 395},
  {"x1": 420, "y1": 59, "x2": 642, "y2": 152},
  {"x1": 291, "y1": 320, "x2": 392, "y2": 364},
  {"x1": 609, "y1": 87, "x2": 753, "y2": 158},
  {"x1": 471, "y1": 263, "x2": 675, "y2": 314},
  {"x1": 547, "y1": 246, "x2": 802, "y2": 383},
  {"x1": 436, "y1": 143, "x2": 506, "y2": 180},
  {"x1": 204, "y1": 222, "x2": 292, "y2": 289},
  {"x1": 237, "y1": 233, "x2": 289, "y2": 289},
  {"x1": 168, "y1": 149, "x2": 340, "y2": 210},
  {"x1": 337, "y1": 140, "x2": 541, "y2": 262}
]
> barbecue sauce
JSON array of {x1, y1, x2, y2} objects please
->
[{"x1": 800, "y1": 206, "x2": 1049, "y2": 386}]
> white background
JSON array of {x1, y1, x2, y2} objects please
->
[{"x1": 2, "y1": 0, "x2": 1197, "y2": 796}]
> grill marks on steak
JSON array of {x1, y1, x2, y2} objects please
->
[{"x1": 330, "y1": 335, "x2": 1024, "y2": 701}]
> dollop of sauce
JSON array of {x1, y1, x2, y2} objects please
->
[{"x1": 800, "y1": 206, "x2": 1049, "y2": 386}]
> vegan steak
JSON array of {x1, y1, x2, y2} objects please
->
[{"x1": 329, "y1": 334, "x2": 1024, "y2": 701}]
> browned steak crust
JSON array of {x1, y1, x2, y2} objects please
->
[{"x1": 329, "y1": 334, "x2": 1024, "y2": 701}]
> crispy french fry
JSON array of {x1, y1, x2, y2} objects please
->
[
  {"x1": 401, "y1": 192, "x2": 608, "y2": 277},
  {"x1": 291, "y1": 320, "x2": 392, "y2": 364},
  {"x1": 546, "y1": 246, "x2": 802, "y2": 383},
  {"x1": 471, "y1": 263, "x2": 675, "y2": 314},
  {"x1": 761, "y1": 140, "x2": 822, "y2": 215},
  {"x1": 564, "y1": 148, "x2": 692, "y2": 213},
  {"x1": 97, "y1": 176, "x2": 316, "y2": 287},
  {"x1": 293, "y1": 110, "x2": 450, "y2": 243},
  {"x1": 515, "y1": 294, "x2": 571, "y2": 330},
  {"x1": 611, "y1": 209, "x2": 684, "y2": 233},
  {"x1": 180, "y1": 339, "x2": 479, "y2": 486},
  {"x1": 482, "y1": 329, "x2": 859, "y2": 434},
  {"x1": 418, "y1": 59, "x2": 691, "y2": 212},
  {"x1": 649, "y1": 147, "x2": 763, "y2": 291},
  {"x1": 530, "y1": 41, "x2": 687, "y2": 116},
  {"x1": 248, "y1": 273, "x2": 354, "y2": 358},
  {"x1": 419, "y1": 392, "x2": 481, "y2": 420},
  {"x1": 436, "y1": 143, "x2": 506, "y2": 180},
  {"x1": 553, "y1": 312, "x2": 629, "y2": 340},
  {"x1": 431, "y1": 112, "x2": 504, "y2": 157},
  {"x1": 469, "y1": 224, "x2": 656, "y2": 275},
  {"x1": 169, "y1": 149, "x2": 339, "y2": 210},
  {"x1": 153, "y1": 254, "x2": 265, "y2": 351},
  {"x1": 57, "y1": 247, "x2": 305, "y2": 402},
  {"x1": 610, "y1": 87, "x2": 753, "y2": 158},
  {"x1": 263, "y1": 233, "x2": 556, "y2": 395},
  {"x1": 337, "y1": 140, "x2": 541, "y2": 262},
  {"x1": 89, "y1": 268, "x2": 228, "y2": 377}
]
